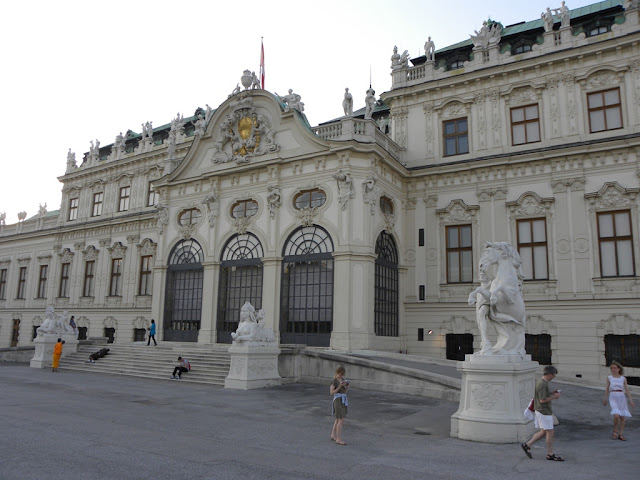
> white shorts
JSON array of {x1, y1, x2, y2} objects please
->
[{"x1": 534, "y1": 411, "x2": 554, "y2": 430}]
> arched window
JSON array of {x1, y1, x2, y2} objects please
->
[
  {"x1": 216, "y1": 233, "x2": 264, "y2": 344},
  {"x1": 163, "y1": 239, "x2": 204, "y2": 342},
  {"x1": 280, "y1": 226, "x2": 334, "y2": 346},
  {"x1": 374, "y1": 231, "x2": 399, "y2": 336},
  {"x1": 294, "y1": 189, "x2": 326, "y2": 209},
  {"x1": 178, "y1": 208, "x2": 202, "y2": 226}
]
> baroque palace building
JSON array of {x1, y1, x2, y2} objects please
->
[{"x1": 1, "y1": 0, "x2": 640, "y2": 384}]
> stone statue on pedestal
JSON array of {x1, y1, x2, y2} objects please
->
[
  {"x1": 231, "y1": 301, "x2": 275, "y2": 343},
  {"x1": 342, "y1": 88, "x2": 353, "y2": 116},
  {"x1": 277, "y1": 89, "x2": 304, "y2": 113},
  {"x1": 468, "y1": 242, "x2": 526, "y2": 357},
  {"x1": 424, "y1": 36, "x2": 435, "y2": 62},
  {"x1": 364, "y1": 88, "x2": 376, "y2": 119},
  {"x1": 542, "y1": 8, "x2": 555, "y2": 32}
]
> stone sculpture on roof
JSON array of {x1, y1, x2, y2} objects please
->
[
  {"x1": 277, "y1": 89, "x2": 304, "y2": 113},
  {"x1": 141, "y1": 121, "x2": 153, "y2": 140},
  {"x1": 194, "y1": 114, "x2": 207, "y2": 136},
  {"x1": 470, "y1": 20, "x2": 502, "y2": 48},
  {"x1": 554, "y1": 1, "x2": 570, "y2": 28},
  {"x1": 542, "y1": 7, "x2": 555, "y2": 32},
  {"x1": 364, "y1": 87, "x2": 376, "y2": 120},
  {"x1": 66, "y1": 148, "x2": 76, "y2": 171},
  {"x1": 342, "y1": 88, "x2": 353, "y2": 116},
  {"x1": 424, "y1": 36, "x2": 435, "y2": 62}
]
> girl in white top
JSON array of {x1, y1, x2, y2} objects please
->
[{"x1": 603, "y1": 361, "x2": 635, "y2": 441}]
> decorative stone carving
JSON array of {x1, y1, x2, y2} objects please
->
[
  {"x1": 66, "y1": 148, "x2": 77, "y2": 172},
  {"x1": 585, "y1": 182, "x2": 639, "y2": 209},
  {"x1": 362, "y1": 175, "x2": 379, "y2": 215},
  {"x1": 137, "y1": 238, "x2": 157, "y2": 256},
  {"x1": 277, "y1": 89, "x2": 304, "y2": 113},
  {"x1": 231, "y1": 302, "x2": 275, "y2": 343},
  {"x1": 383, "y1": 213, "x2": 395, "y2": 233},
  {"x1": 212, "y1": 97, "x2": 279, "y2": 164},
  {"x1": 108, "y1": 242, "x2": 127, "y2": 259},
  {"x1": 424, "y1": 36, "x2": 435, "y2": 62},
  {"x1": 88, "y1": 139, "x2": 100, "y2": 163},
  {"x1": 342, "y1": 88, "x2": 353, "y2": 116},
  {"x1": 506, "y1": 192, "x2": 554, "y2": 217},
  {"x1": 179, "y1": 224, "x2": 195, "y2": 240},
  {"x1": 472, "y1": 383, "x2": 504, "y2": 410},
  {"x1": 202, "y1": 191, "x2": 221, "y2": 228},
  {"x1": 58, "y1": 248, "x2": 74, "y2": 264},
  {"x1": 126, "y1": 234, "x2": 140, "y2": 245},
  {"x1": 141, "y1": 121, "x2": 153, "y2": 140},
  {"x1": 155, "y1": 204, "x2": 169, "y2": 235},
  {"x1": 584, "y1": 71, "x2": 623, "y2": 90},
  {"x1": 193, "y1": 113, "x2": 207, "y2": 136},
  {"x1": 234, "y1": 216, "x2": 252, "y2": 235},
  {"x1": 297, "y1": 207, "x2": 319, "y2": 227},
  {"x1": 266, "y1": 185, "x2": 281, "y2": 219},
  {"x1": 36, "y1": 306, "x2": 75, "y2": 336},
  {"x1": 467, "y1": 242, "x2": 527, "y2": 357},
  {"x1": 551, "y1": 176, "x2": 585, "y2": 193},
  {"x1": 99, "y1": 238, "x2": 111, "y2": 248},
  {"x1": 436, "y1": 199, "x2": 479, "y2": 223},
  {"x1": 390, "y1": 46, "x2": 409, "y2": 70},
  {"x1": 82, "y1": 245, "x2": 99, "y2": 261},
  {"x1": 333, "y1": 170, "x2": 355, "y2": 211},
  {"x1": 470, "y1": 20, "x2": 502, "y2": 49}
]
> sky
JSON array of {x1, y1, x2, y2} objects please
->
[{"x1": 0, "y1": 0, "x2": 601, "y2": 224}]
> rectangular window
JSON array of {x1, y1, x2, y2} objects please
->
[
  {"x1": 446, "y1": 333, "x2": 474, "y2": 360},
  {"x1": 588, "y1": 88, "x2": 622, "y2": 133},
  {"x1": 525, "y1": 334, "x2": 552, "y2": 365},
  {"x1": 58, "y1": 263, "x2": 70, "y2": 298},
  {"x1": 16, "y1": 267, "x2": 27, "y2": 299},
  {"x1": 418, "y1": 328, "x2": 424, "y2": 341},
  {"x1": 511, "y1": 104, "x2": 540, "y2": 145},
  {"x1": 68, "y1": 197, "x2": 79, "y2": 221},
  {"x1": 92, "y1": 192, "x2": 104, "y2": 217},
  {"x1": 517, "y1": 218, "x2": 548, "y2": 280},
  {"x1": 119, "y1": 186, "x2": 131, "y2": 212},
  {"x1": 443, "y1": 118, "x2": 469, "y2": 156},
  {"x1": 418, "y1": 228, "x2": 425, "y2": 247},
  {"x1": 110, "y1": 258, "x2": 122, "y2": 296},
  {"x1": 0, "y1": 268, "x2": 7, "y2": 300},
  {"x1": 37, "y1": 265, "x2": 48, "y2": 298},
  {"x1": 418, "y1": 284, "x2": 425, "y2": 301},
  {"x1": 597, "y1": 210, "x2": 635, "y2": 277},
  {"x1": 138, "y1": 255, "x2": 153, "y2": 295},
  {"x1": 83, "y1": 261, "x2": 95, "y2": 297},
  {"x1": 147, "y1": 183, "x2": 158, "y2": 207},
  {"x1": 605, "y1": 334, "x2": 640, "y2": 367},
  {"x1": 446, "y1": 225, "x2": 473, "y2": 283}
]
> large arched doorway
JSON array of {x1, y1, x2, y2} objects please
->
[
  {"x1": 216, "y1": 233, "x2": 264, "y2": 344},
  {"x1": 374, "y1": 231, "x2": 399, "y2": 336},
  {"x1": 280, "y1": 225, "x2": 334, "y2": 346},
  {"x1": 163, "y1": 239, "x2": 204, "y2": 342}
]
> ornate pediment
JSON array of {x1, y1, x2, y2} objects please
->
[
  {"x1": 436, "y1": 199, "x2": 479, "y2": 224},
  {"x1": 212, "y1": 96, "x2": 279, "y2": 165},
  {"x1": 57, "y1": 248, "x2": 73, "y2": 264},
  {"x1": 107, "y1": 242, "x2": 127, "y2": 259},
  {"x1": 82, "y1": 245, "x2": 100, "y2": 261},
  {"x1": 585, "y1": 182, "x2": 639, "y2": 209},
  {"x1": 506, "y1": 192, "x2": 554, "y2": 217}
]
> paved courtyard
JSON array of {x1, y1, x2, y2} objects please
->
[{"x1": 1, "y1": 363, "x2": 638, "y2": 480}]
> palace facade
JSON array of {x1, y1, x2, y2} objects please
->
[{"x1": 1, "y1": 0, "x2": 640, "y2": 385}]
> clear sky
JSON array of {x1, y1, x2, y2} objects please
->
[{"x1": 0, "y1": 0, "x2": 601, "y2": 224}]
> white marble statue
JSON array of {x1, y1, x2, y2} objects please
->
[
  {"x1": 89, "y1": 139, "x2": 100, "y2": 161},
  {"x1": 391, "y1": 46, "x2": 401, "y2": 69},
  {"x1": 141, "y1": 121, "x2": 153, "y2": 140},
  {"x1": 470, "y1": 21, "x2": 503, "y2": 48},
  {"x1": 362, "y1": 175, "x2": 378, "y2": 215},
  {"x1": 231, "y1": 301, "x2": 275, "y2": 343},
  {"x1": 38, "y1": 203, "x2": 47, "y2": 216},
  {"x1": 205, "y1": 104, "x2": 213, "y2": 124},
  {"x1": 333, "y1": 169, "x2": 355, "y2": 210},
  {"x1": 468, "y1": 242, "x2": 526, "y2": 357},
  {"x1": 66, "y1": 148, "x2": 77, "y2": 170},
  {"x1": 342, "y1": 88, "x2": 353, "y2": 116},
  {"x1": 202, "y1": 192, "x2": 221, "y2": 228},
  {"x1": 554, "y1": 1, "x2": 570, "y2": 28},
  {"x1": 364, "y1": 88, "x2": 376, "y2": 120},
  {"x1": 542, "y1": 8, "x2": 555, "y2": 32},
  {"x1": 37, "y1": 306, "x2": 75, "y2": 336},
  {"x1": 194, "y1": 114, "x2": 207, "y2": 136},
  {"x1": 250, "y1": 71, "x2": 260, "y2": 90},
  {"x1": 0, "y1": 212, "x2": 5, "y2": 226},
  {"x1": 155, "y1": 204, "x2": 169, "y2": 235},
  {"x1": 277, "y1": 89, "x2": 304, "y2": 113},
  {"x1": 17, "y1": 211, "x2": 27, "y2": 222},
  {"x1": 266, "y1": 184, "x2": 281, "y2": 219},
  {"x1": 424, "y1": 36, "x2": 435, "y2": 62}
]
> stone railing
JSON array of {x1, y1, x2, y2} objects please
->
[{"x1": 313, "y1": 118, "x2": 402, "y2": 162}]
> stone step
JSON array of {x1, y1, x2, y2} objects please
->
[{"x1": 59, "y1": 343, "x2": 232, "y2": 386}]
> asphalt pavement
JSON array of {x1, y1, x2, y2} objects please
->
[{"x1": 0, "y1": 363, "x2": 638, "y2": 480}]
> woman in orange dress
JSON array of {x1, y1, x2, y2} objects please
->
[{"x1": 52, "y1": 338, "x2": 63, "y2": 372}]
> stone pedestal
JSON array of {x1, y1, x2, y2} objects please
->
[
  {"x1": 224, "y1": 341, "x2": 281, "y2": 390},
  {"x1": 30, "y1": 334, "x2": 79, "y2": 369},
  {"x1": 450, "y1": 354, "x2": 538, "y2": 443}
]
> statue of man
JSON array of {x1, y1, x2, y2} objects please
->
[
  {"x1": 390, "y1": 45, "x2": 400, "y2": 69},
  {"x1": 342, "y1": 88, "x2": 353, "y2": 116},
  {"x1": 424, "y1": 36, "x2": 435, "y2": 62},
  {"x1": 542, "y1": 7, "x2": 554, "y2": 32},
  {"x1": 364, "y1": 88, "x2": 376, "y2": 120}
]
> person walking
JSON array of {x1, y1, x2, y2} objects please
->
[
  {"x1": 147, "y1": 319, "x2": 157, "y2": 346},
  {"x1": 330, "y1": 366, "x2": 350, "y2": 446},
  {"x1": 603, "y1": 360, "x2": 634, "y2": 440},
  {"x1": 52, "y1": 338, "x2": 64, "y2": 372},
  {"x1": 521, "y1": 365, "x2": 564, "y2": 461}
]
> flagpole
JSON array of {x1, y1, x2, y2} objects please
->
[{"x1": 260, "y1": 37, "x2": 265, "y2": 90}]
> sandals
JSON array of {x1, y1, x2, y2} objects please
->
[
  {"x1": 546, "y1": 454, "x2": 564, "y2": 462},
  {"x1": 335, "y1": 441, "x2": 347, "y2": 446},
  {"x1": 612, "y1": 431, "x2": 619, "y2": 440},
  {"x1": 521, "y1": 443, "x2": 532, "y2": 459},
  {"x1": 619, "y1": 435, "x2": 627, "y2": 441}
]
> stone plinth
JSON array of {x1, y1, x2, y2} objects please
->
[
  {"x1": 30, "y1": 334, "x2": 79, "y2": 369},
  {"x1": 225, "y1": 342, "x2": 281, "y2": 390},
  {"x1": 450, "y1": 354, "x2": 538, "y2": 443}
]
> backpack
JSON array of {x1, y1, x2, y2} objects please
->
[{"x1": 188, "y1": 362, "x2": 191, "y2": 371}]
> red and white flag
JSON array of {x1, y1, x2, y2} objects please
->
[{"x1": 259, "y1": 38, "x2": 265, "y2": 89}]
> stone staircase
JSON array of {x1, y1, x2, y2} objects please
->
[{"x1": 59, "y1": 341, "x2": 231, "y2": 385}]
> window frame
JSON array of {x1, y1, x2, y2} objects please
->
[
  {"x1": 147, "y1": 183, "x2": 158, "y2": 207},
  {"x1": 138, "y1": 255, "x2": 153, "y2": 296},
  {"x1": 445, "y1": 224, "x2": 473, "y2": 284},
  {"x1": 596, "y1": 210, "x2": 635, "y2": 277},
  {"x1": 231, "y1": 199, "x2": 259, "y2": 219},
  {"x1": 118, "y1": 186, "x2": 131, "y2": 212},
  {"x1": 68, "y1": 197, "x2": 79, "y2": 221},
  {"x1": 58, "y1": 262, "x2": 70, "y2": 298},
  {"x1": 510, "y1": 104, "x2": 541, "y2": 146},
  {"x1": 83, "y1": 260, "x2": 95, "y2": 297},
  {"x1": 16, "y1": 266, "x2": 27, "y2": 299},
  {"x1": 109, "y1": 258, "x2": 123, "y2": 296},
  {"x1": 0, "y1": 268, "x2": 7, "y2": 300},
  {"x1": 178, "y1": 208, "x2": 202, "y2": 226},
  {"x1": 587, "y1": 88, "x2": 623, "y2": 133},
  {"x1": 293, "y1": 188, "x2": 327, "y2": 210},
  {"x1": 442, "y1": 117, "x2": 469, "y2": 157},
  {"x1": 92, "y1": 192, "x2": 104, "y2": 217},
  {"x1": 516, "y1": 218, "x2": 549, "y2": 280},
  {"x1": 37, "y1": 265, "x2": 48, "y2": 298}
]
